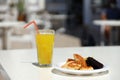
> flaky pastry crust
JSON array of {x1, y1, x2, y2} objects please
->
[{"x1": 61, "y1": 54, "x2": 93, "y2": 70}]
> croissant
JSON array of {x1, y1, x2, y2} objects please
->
[{"x1": 61, "y1": 54, "x2": 93, "y2": 70}]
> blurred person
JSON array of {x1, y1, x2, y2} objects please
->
[
  {"x1": 66, "y1": 0, "x2": 83, "y2": 34},
  {"x1": 66, "y1": 0, "x2": 95, "y2": 46},
  {"x1": 101, "y1": 0, "x2": 120, "y2": 45}
]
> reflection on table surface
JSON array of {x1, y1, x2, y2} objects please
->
[{"x1": 0, "y1": 46, "x2": 120, "y2": 80}]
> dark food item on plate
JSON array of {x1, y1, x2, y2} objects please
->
[{"x1": 86, "y1": 57, "x2": 104, "y2": 69}]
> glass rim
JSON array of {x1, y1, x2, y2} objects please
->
[{"x1": 37, "y1": 29, "x2": 55, "y2": 34}]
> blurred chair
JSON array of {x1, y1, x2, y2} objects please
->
[
  {"x1": 0, "y1": 0, "x2": 9, "y2": 21},
  {"x1": 38, "y1": 10, "x2": 52, "y2": 29},
  {"x1": 4, "y1": 4, "x2": 18, "y2": 21},
  {"x1": 6, "y1": 26, "x2": 36, "y2": 49}
]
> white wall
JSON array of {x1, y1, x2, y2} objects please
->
[{"x1": 39, "y1": 0, "x2": 45, "y2": 10}]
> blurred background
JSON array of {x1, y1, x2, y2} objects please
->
[{"x1": 0, "y1": 0, "x2": 120, "y2": 49}]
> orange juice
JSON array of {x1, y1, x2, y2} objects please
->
[{"x1": 36, "y1": 30, "x2": 54, "y2": 66}]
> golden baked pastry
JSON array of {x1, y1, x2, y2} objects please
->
[
  {"x1": 61, "y1": 60, "x2": 81, "y2": 70},
  {"x1": 74, "y1": 54, "x2": 87, "y2": 68},
  {"x1": 61, "y1": 54, "x2": 93, "y2": 70}
]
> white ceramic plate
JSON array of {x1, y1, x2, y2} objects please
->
[{"x1": 53, "y1": 62, "x2": 109, "y2": 75}]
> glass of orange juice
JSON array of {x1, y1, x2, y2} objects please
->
[{"x1": 36, "y1": 29, "x2": 55, "y2": 67}]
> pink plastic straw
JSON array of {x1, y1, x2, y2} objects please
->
[{"x1": 24, "y1": 20, "x2": 39, "y2": 34}]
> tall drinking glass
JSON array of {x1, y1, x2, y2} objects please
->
[{"x1": 36, "y1": 29, "x2": 55, "y2": 67}]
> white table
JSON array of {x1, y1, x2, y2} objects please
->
[
  {"x1": 0, "y1": 47, "x2": 120, "y2": 80},
  {"x1": 0, "y1": 21, "x2": 26, "y2": 49},
  {"x1": 93, "y1": 20, "x2": 120, "y2": 45}
]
